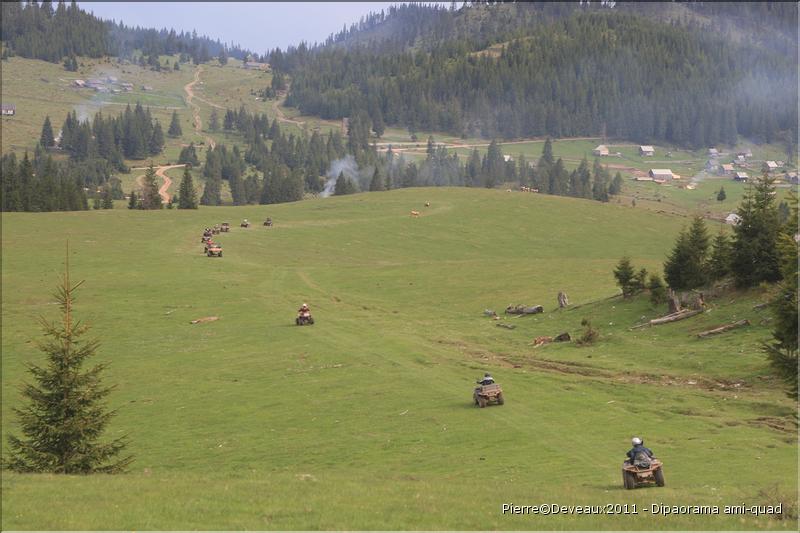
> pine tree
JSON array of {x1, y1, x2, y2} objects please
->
[
  {"x1": 716, "y1": 186, "x2": 726, "y2": 202},
  {"x1": 708, "y1": 230, "x2": 732, "y2": 281},
  {"x1": 369, "y1": 167, "x2": 384, "y2": 191},
  {"x1": 167, "y1": 111, "x2": 182, "y2": 137},
  {"x1": 149, "y1": 121, "x2": 165, "y2": 155},
  {"x1": 664, "y1": 217, "x2": 710, "y2": 290},
  {"x1": 731, "y1": 174, "x2": 782, "y2": 288},
  {"x1": 613, "y1": 256, "x2": 636, "y2": 297},
  {"x1": 763, "y1": 191, "x2": 798, "y2": 398},
  {"x1": 4, "y1": 248, "x2": 132, "y2": 473},
  {"x1": 101, "y1": 184, "x2": 113, "y2": 209},
  {"x1": 40, "y1": 116, "x2": 55, "y2": 148},
  {"x1": 127, "y1": 190, "x2": 138, "y2": 209},
  {"x1": 334, "y1": 171, "x2": 356, "y2": 195},
  {"x1": 647, "y1": 273, "x2": 667, "y2": 306},
  {"x1": 177, "y1": 165, "x2": 197, "y2": 209},
  {"x1": 209, "y1": 109, "x2": 220, "y2": 132},
  {"x1": 140, "y1": 163, "x2": 162, "y2": 209}
]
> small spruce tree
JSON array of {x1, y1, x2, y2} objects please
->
[
  {"x1": 4, "y1": 247, "x2": 132, "y2": 473},
  {"x1": 716, "y1": 186, "x2": 726, "y2": 202},
  {"x1": 167, "y1": 111, "x2": 182, "y2": 138},
  {"x1": 178, "y1": 165, "x2": 198, "y2": 209},
  {"x1": 40, "y1": 116, "x2": 55, "y2": 148},
  {"x1": 613, "y1": 256, "x2": 636, "y2": 297},
  {"x1": 647, "y1": 273, "x2": 667, "y2": 306}
]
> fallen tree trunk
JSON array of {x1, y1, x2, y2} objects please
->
[
  {"x1": 697, "y1": 319, "x2": 750, "y2": 338},
  {"x1": 648, "y1": 309, "x2": 703, "y2": 326}
]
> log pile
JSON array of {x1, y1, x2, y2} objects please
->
[
  {"x1": 697, "y1": 319, "x2": 750, "y2": 338},
  {"x1": 505, "y1": 304, "x2": 544, "y2": 315}
]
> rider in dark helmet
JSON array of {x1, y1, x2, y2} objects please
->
[
  {"x1": 626, "y1": 437, "x2": 654, "y2": 467},
  {"x1": 476, "y1": 373, "x2": 495, "y2": 386}
]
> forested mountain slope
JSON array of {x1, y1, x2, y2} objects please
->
[{"x1": 273, "y1": 2, "x2": 797, "y2": 148}]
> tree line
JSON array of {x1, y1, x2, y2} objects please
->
[
  {"x1": 0, "y1": 1, "x2": 249, "y2": 65},
  {"x1": 55, "y1": 103, "x2": 165, "y2": 170},
  {"x1": 196, "y1": 103, "x2": 624, "y2": 206}
]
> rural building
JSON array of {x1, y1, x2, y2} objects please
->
[
  {"x1": 785, "y1": 171, "x2": 798, "y2": 184},
  {"x1": 765, "y1": 160, "x2": 779, "y2": 171},
  {"x1": 719, "y1": 163, "x2": 734, "y2": 175},
  {"x1": 503, "y1": 155, "x2": 513, "y2": 163},
  {"x1": 593, "y1": 145, "x2": 609, "y2": 156},
  {"x1": 733, "y1": 171, "x2": 749, "y2": 182},
  {"x1": 648, "y1": 169, "x2": 674, "y2": 180},
  {"x1": 141, "y1": 85, "x2": 153, "y2": 91},
  {"x1": 106, "y1": 76, "x2": 118, "y2": 83},
  {"x1": 73, "y1": 79, "x2": 86, "y2": 88},
  {"x1": 1, "y1": 104, "x2": 16, "y2": 116},
  {"x1": 639, "y1": 145, "x2": 655, "y2": 156},
  {"x1": 708, "y1": 148, "x2": 719, "y2": 157}
]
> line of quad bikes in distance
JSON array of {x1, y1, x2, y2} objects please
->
[
  {"x1": 198, "y1": 217, "x2": 316, "y2": 329},
  {"x1": 197, "y1": 214, "x2": 664, "y2": 490}
]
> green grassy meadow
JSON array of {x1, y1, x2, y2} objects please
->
[{"x1": 2, "y1": 188, "x2": 796, "y2": 530}]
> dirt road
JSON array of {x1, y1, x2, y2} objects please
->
[
  {"x1": 133, "y1": 164, "x2": 185, "y2": 203},
  {"x1": 184, "y1": 66, "x2": 217, "y2": 149},
  {"x1": 271, "y1": 93, "x2": 305, "y2": 127}
]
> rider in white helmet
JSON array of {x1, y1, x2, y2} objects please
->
[{"x1": 626, "y1": 437, "x2": 654, "y2": 466}]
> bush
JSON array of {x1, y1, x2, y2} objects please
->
[{"x1": 576, "y1": 318, "x2": 599, "y2": 346}]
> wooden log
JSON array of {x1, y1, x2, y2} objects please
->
[
  {"x1": 496, "y1": 323, "x2": 516, "y2": 330},
  {"x1": 649, "y1": 309, "x2": 703, "y2": 326},
  {"x1": 697, "y1": 319, "x2": 750, "y2": 338}
]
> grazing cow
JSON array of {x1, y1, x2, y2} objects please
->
[{"x1": 410, "y1": 210, "x2": 420, "y2": 217}]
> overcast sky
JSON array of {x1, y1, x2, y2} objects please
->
[{"x1": 79, "y1": 2, "x2": 436, "y2": 54}]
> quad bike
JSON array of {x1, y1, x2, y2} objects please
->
[
  {"x1": 295, "y1": 312, "x2": 314, "y2": 325},
  {"x1": 201, "y1": 233, "x2": 212, "y2": 243},
  {"x1": 264, "y1": 218, "x2": 273, "y2": 227},
  {"x1": 622, "y1": 457, "x2": 664, "y2": 489},
  {"x1": 206, "y1": 243, "x2": 222, "y2": 257},
  {"x1": 220, "y1": 223, "x2": 230, "y2": 232},
  {"x1": 212, "y1": 225, "x2": 221, "y2": 234},
  {"x1": 473, "y1": 383, "x2": 504, "y2": 408},
  {"x1": 241, "y1": 221, "x2": 251, "y2": 228}
]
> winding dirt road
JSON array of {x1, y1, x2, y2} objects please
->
[
  {"x1": 133, "y1": 164, "x2": 185, "y2": 203},
  {"x1": 184, "y1": 66, "x2": 217, "y2": 149}
]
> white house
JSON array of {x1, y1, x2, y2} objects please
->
[
  {"x1": 639, "y1": 145, "x2": 655, "y2": 156},
  {"x1": 708, "y1": 148, "x2": 719, "y2": 157},
  {"x1": 733, "y1": 171, "x2": 749, "y2": 182},
  {"x1": 765, "y1": 160, "x2": 779, "y2": 171},
  {"x1": 593, "y1": 145, "x2": 609, "y2": 156}
]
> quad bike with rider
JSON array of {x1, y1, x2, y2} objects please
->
[
  {"x1": 622, "y1": 437, "x2": 665, "y2": 489},
  {"x1": 264, "y1": 217, "x2": 273, "y2": 227},
  {"x1": 221, "y1": 222, "x2": 231, "y2": 232},
  {"x1": 473, "y1": 373, "x2": 504, "y2": 407},
  {"x1": 295, "y1": 303, "x2": 314, "y2": 325},
  {"x1": 241, "y1": 219, "x2": 251, "y2": 228},
  {"x1": 206, "y1": 242, "x2": 222, "y2": 257}
]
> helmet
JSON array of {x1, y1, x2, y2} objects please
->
[
  {"x1": 632, "y1": 437, "x2": 642, "y2": 446},
  {"x1": 484, "y1": 373, "x2": 492, "y2": 378},
  {"x1": 302, "y1": 303, "x2": 308, "y2": 307}
]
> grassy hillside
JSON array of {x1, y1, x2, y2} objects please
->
[{"x1": 1, "y1": 188, "x2": 795, "y2": 530}]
